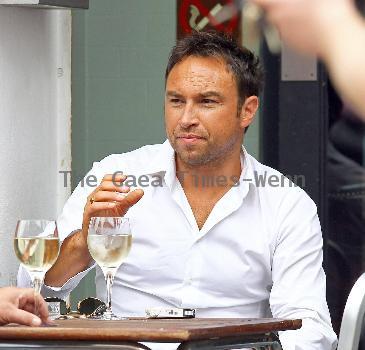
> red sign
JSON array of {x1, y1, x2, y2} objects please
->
[{"x1": 177, "y1": 0, "x2": 241, "y2": 41}]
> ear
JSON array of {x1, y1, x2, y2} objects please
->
[{"x1": 239, "y1": 96, "x2": 259, "y2": 129}]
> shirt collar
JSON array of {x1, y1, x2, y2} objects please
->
[
  {"x1": 138, "y1": 140, "x2": 175, "y2": 175},
  {"x1": 138, "y1": 140, "x2": 254, "y2": 197},
  {"x1": 237, "y1": 146, "x2": 255, "y2": 199}
]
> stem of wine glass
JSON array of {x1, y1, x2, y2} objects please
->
[
  {"x1": 104, "y1": 271, "x2": 114, "y2": 320},
  {"x1": 32, "y1": 276, "x2": 42, "y2": 316}
]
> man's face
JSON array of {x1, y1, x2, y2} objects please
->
[{"x1": 165, "y1": 55, "x2": 246, "y2": 168}]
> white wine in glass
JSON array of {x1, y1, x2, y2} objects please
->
[
  {"x1": 14, "y1": 220, "x2": 60, "y2": 316},
  {"x1": 87, "y1": 217, "x2": 132, "y2": 320}
]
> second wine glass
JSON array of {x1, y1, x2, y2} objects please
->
[
  {"x1": 87, "y1": 217, "x2": 132, "y2": 320},
  {"x1": 14, "y1": 220, "x2": 60, "y2": 316}
]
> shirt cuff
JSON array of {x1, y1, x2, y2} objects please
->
[
  {"x1": 278, "y1": 317, "x2": 337, "y2": 350},
  {"x1": 41, "y1": 261, "x2": 96, "y2": 299},
  {"x1": 17, "y1": 261, "x2": 96, "y2": 300}
]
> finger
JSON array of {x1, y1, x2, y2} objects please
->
[
  {"x1": 18, "y1": 292, "x2": 49, "y2": 319},
  {"x1": 98, "y1": 181, "x2": 131, "y2": 193},
  {"x1": 3, "y1": 306, "x2": 42, "y2": 327},
  {"x1": 86, "y1": 182, "x2": 129, "y2": 209},
  {"x1": 101, "y1": 173, "x2": 127, "y2": 185},
  {"x1": 17, "y1": 289, "x2": 39, "y2": 308},
  {"x1": 119, "y1": 189, "x2": 144, "y2": 207},
  {"x1": 4, "y1": 287, "x2": 34, "y2": 304},
  {"x1": 33, "y1": 294, "x2": 50, "y2": 322},
  {"x1": 82, "y1": 201, "x2": 121, "y2": 231},
  {"x1": 21, "y1": 303, "x2": 34, "y2": 314},
  {"x1": 19, "y1": 294, "x2": 51, "y2": 325},
  {"x1": 92, "y1": 190, "x2": 130, "y2": 203},
  {"x1": 114, "y1": 189, "x2": 144, "y2": 216},
  {"x1": 86, "y1": 201, "x2": 118, "y2": 215}
]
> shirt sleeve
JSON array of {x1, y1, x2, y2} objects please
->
[
  {"x1": 16, "y1": 162, "x2": 105, "y2": 299},
  {"x1": 17, "y1": 261, "x2": 96, "y2": 299},
  {"x1": 269, "y1": 188, "x2": 338, "y2": 350}
]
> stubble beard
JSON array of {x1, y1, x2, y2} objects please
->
[
  {"x1": 172, "y1": 133, "x2": 241, "y2": 168},
  {"x1": 168, "y1": 105, "x2": 244, "y2": 168},
  {"x1": 176, "y1": 144, "x2": 214, "y2": 166}
]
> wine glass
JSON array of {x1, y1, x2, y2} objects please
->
[
  {"x1": 14, "y1": 220, "x2": 60, "y2": 316},
  {"x1": 87, "y1": 217, "x2": 132, "y2": 320}
]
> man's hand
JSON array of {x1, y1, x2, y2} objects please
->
[
  {"x1": 0, "y1": 287, "x2": 50, "y2": 326},
  {"x1": 251, "y1": 0, "x2": 355, "y2": 57},
  {"x1": 252, "y1": 0, "x2": 365, "y2": 121},
  {"x1": 44, "y1": 173, "x2": 144, "y2": 287},
  {"x1": 82, "y1": 173, "x2": 144, "y2": 238}
]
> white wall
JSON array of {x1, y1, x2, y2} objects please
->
[{"x1": 0, "y1": 6, "x2": 71, "y2": 286}]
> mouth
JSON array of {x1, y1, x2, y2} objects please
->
[
  {"x1": 177, "y1": 134, "x2": 205, "y2": 140},
  {"x1": 176, "y1": 134, "x2": 205, "y2": 144}
]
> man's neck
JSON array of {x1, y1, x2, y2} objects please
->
[
  {"x1": 174, "y1": 148, "x2": 243, "y2": 230},
  {"x1": 175, "y1": 150, "x2": 242, "y2": 196}
]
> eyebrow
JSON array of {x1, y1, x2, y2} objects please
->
[
  {"x1": 199, "y1": 91, "x2": 223, "y2": 99},
  {"x1": 166, "y1": 91, "x2": 183, "y2": 98},
  {"x1": 166, "y1": 90, "x2": 224, "y2": 99}
]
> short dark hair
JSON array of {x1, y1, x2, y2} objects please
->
[{"x1": 165, "y1": 31, "x2": 264, "y2": 105}]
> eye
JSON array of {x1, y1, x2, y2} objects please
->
[
  {"x1": 169, "y1": 98, "x2": 184, "y2": 106},
  {"x1": 201, "y1": 98, "x2": 217, "y2": 105}
]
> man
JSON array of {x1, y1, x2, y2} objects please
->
[
  {"x1": 0, "y1": 287, "x2": 50, "y2": 326},
  {"x1": 18, "y1": 31, "x2": 336, "y2": 349},
  {"x1": 252, "y1": 0, "x2": 365, "y2": 120}
]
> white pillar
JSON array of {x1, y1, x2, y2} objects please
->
[{"x1": 0, "y1": 6, "x2": 71, "y2": 286}]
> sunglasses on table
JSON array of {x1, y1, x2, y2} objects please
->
[{"x1": 44, "y1": 297, "x2": 107, "y2": 319}]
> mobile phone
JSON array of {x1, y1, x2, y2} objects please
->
[{"x1": 145, "y1": 307, "x2": 195, "y2": 319}]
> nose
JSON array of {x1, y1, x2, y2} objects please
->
[{"x1": 179, "y1": 101, "x2": 199, "y2": 129}]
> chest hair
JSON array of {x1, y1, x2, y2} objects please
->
[{"x1": 186, "y1": 195, "x2": 219, "y2": 230}]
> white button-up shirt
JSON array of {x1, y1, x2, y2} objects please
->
[{"x1": 18, "y1": 141, "x2": 337, "y2": 350}]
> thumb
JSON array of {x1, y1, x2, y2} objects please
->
[
  {"x1": 3, "y1": 307, "x2": 42, "y2": 326},
  {"x1": 248, "y1": 0, "x2": 276, "y2": 9},
  {"x1": 115, "y1": 188, "x2": 144, "y2": 216}
]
